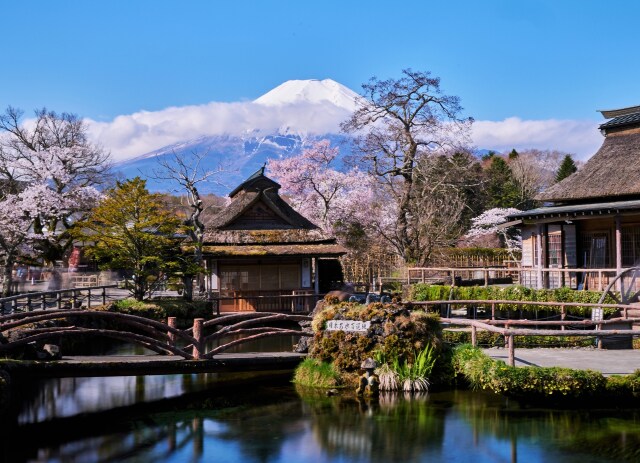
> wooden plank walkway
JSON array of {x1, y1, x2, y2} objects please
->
[{"x1": 1, "y1": 352, "x2": 306, "y2": 378}]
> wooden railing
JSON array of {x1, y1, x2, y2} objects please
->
[
  {"x1": 406, "y1": 266, "x2": 623, "y2": 291},
  {"x1": 0, "y1": 310, "x2": 311, "y2": 360},
  {"x1": 213, "y1": 291, "x2": 320, "y2": 315},
  {"x1": 409, "y1": 299, "x2": 640, "y2": 366},
  {"x1": 0, "y1": 284, "x2": 118, "y2": 314}
]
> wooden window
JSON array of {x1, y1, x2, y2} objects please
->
[
  {"x1": 581, "y1": 232, "x2": 609, "y2": 268},
  {"x1": 622, "y1": 226, "x2": 640, "y2": 267},
  {"x1": 279, "y1": 264, "x2": 300, "y2": 290},
  {"x1": 547, "y1": 225, "x2": 562, "y2": 267}
]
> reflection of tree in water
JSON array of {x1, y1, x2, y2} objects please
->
[
  {"x1": 298, "y1": 387, "x2": 445, "y2": 462},
  {"x1": 452, "y1": 389, "x2": 640, "y2": 462}
]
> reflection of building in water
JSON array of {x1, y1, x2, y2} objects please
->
[{"x1": 327, "y1": 427, "x2": 372, "y2": 454}]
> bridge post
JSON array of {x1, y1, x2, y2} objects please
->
[
  {"x1": 471, "y1": 324, "x2": 477, "y2": 347},
  {"x1": 507, "y1": 334, "x2": 515, "y2": 367},
  {"x1": 102, "y1": 287, "x2": 107, "y2": 305},
  {"x1": 168, "y1": 317, "x2": 177, "y2": 347},
  {"x1": 193, "y1": 318, "x2": 204, "y2": 360},
  {"x1": 87, "y1": 289, "x2": 92, "y2": 309}
]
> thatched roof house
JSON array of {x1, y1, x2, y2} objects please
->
[
  {"x1": 202, "y1": 167, "x2": 346, "y2": 312},
  {"x1": 508, "y1": 105, "x2": 640, "y2": 290}
]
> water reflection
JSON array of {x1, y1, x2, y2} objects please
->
[{"x1": 5, "y1": 383, "x2": 640, "y2": 463}]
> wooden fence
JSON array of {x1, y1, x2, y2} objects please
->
[
  {"x1": 406, "y1": 266, "x2": 622, "y2": 291},
  {"x1": 0, "y1": 284, "x2": 119, "y2": 314},
  {"x1": 410, "y1": 299, "x2": 640, "y2": 366}
]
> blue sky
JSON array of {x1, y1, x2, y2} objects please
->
[{"x1": 1, "y1": 1, "x2": 639, "y2": 160}]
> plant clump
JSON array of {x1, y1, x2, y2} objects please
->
[{"x1": 307, "y1": 301, "x2": 443, "y2": 388}]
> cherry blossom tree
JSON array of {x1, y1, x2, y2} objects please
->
[
  {"x1": 0, "y1": 107, "x2": 110, "y2": 274},
  {"x1": 267, "y1": 140, "x2": 393, "y2": 282},
  {"x1": 266, "y1": 140, "x2": 375, "y2": 232},
  {"x1": 463, "y1": 207, "x2": 522, "y2": 259},
  {"x1": 0, "y1": 146, "x2": 102, "y2": 295}
]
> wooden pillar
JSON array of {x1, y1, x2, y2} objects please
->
[
  {"x1": 87, "y1": 289, "x2": 92, "y2": 308},
  {"x1": 615, "y1": 215, "x2": 622, "y2": 292},
  {"x1": 314, "y1": 257, "x2": 320, "y2": 296},
  {"x1": 471, "y1": 324, "x2": 477, "y2": 347},
  {"x1": 536, "y1": 224, "x2": 544, "y2": 289},
  {"x1": 560, "y1": 304, "x2": 566, "y2": 331},
  {"x1": 193, "y1": 318, "x2": 203, "y2": 359},
  {"x1": 507, "y1": 334, "x2": 515, "y2": 367},
  {"x1": 491, "y1": 302, "x2": 496, "y2": 320}
]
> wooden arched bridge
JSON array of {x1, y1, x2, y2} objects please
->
[{"x1": 0, "y1": 310, "x2": 311, "y2": 378}]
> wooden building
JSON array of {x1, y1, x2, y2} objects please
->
[
  {"x1": 509, "y1": 105, "x2": 640, "y2": 289},
  {"x1": 202, "y1": 168, "x2": 346, "y2": 312}
]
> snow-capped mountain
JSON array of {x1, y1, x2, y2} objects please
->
[
  {"x1": 254, "y1": 78, "x2": 361, "y2": 110},
  {"x1": 110, "y1": 79, "x2": 359, "y2": 195}
]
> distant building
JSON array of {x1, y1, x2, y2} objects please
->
[
  {"x1": 509, "y1": 105, "x2": 640, "y2": 290},
  {"x1": 202, "y1": 167, "x2": 346, "y2": 312}
]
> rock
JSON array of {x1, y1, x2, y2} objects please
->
[{"x1": 41, "y1": 344, "x2": 61, "y2": 360}]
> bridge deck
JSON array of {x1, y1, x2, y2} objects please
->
[{"x1": 2, "y1": 352, "x2": 306, "y2": 378}]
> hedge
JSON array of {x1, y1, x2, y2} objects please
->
[{"x1": 410, "y1": 284, "x2": 619, "y2": 317}]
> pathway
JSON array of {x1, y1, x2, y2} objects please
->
[{"x1": 484, "y1": 347, "x2": 640, "y2": 376}]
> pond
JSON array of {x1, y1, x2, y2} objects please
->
[{"x1": 3, "y1": 372, "x2": 640, "y2": 463}]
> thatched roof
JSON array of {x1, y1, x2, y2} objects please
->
[
  {"x1": 207, "y1": 188, "x2": 317, "y2": 230},
  {"x1": 203, "y1": 168, "x2": 346, "y2": 258},
  {"x1": 537, "y1": 132, "x2": 640, "y2": 202}
]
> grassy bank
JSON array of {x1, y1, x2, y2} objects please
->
[{"x1": 452, "y1": 344, "x2": 640, "y2": 405}]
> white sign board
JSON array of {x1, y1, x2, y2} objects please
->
[
  {"x1": 326, "y1": 320, "x2": 371, "y2": 332},
  {"x1": 591, "y1": 307, "x2": 603, "y2": 322}
]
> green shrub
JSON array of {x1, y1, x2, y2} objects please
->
[
  {"x1": 293, "y1": 358, "x2": 340, "y2": 388},
  {"x1": 105, "y1": 297, "x2": 211, "y2": 324},
  {"x1": 452, "y1": 344, "x2": 608, "y2": 399},
  {"x1": 108, "y1": 298, "x2": 167, "y2": 320}
]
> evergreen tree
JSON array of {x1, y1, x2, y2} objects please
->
[
  {"x1": 555, "y1": 154, "x2": 578, "y2": 183},
  {"x1": 484, "y1": 156, "x2": 520, "y2": 208},
  {"x1": 74, "y1": 177, "x2": 184, "y2": 301}
]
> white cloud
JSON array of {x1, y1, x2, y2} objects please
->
[
  {"x1": 471, "y1": 117, "x2": 603, "y2": 161},
  {"x1": 86, "y1": 98, "x2": 605, "y2": 164},
  {"x1": 86, "y1": 101, "x2": 352, "y2": 162}
]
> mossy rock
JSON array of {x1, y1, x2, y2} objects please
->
[{"x1": 308, "y1": 301, "x2": 443, "y2": 380}]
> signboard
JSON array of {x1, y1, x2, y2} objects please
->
[
  {"x1": 591, "y1": 307, "x2": 603, "y2": 322},
  {"x1": 326, "y1": 320, "x2": 371, "y2": 332}
]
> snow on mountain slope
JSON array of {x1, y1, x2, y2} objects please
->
[
  {"x1": 254, "y1": 79, "x2": 361, "y2": 111},
  {"x1": 109, "y1": 79, "x2": 360, "y2": 195}
]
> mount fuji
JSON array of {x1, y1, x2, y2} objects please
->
[{"x1": 110, "y1": 79, "x2": 361, "y2": 195}]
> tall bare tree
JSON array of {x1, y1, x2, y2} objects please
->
[
  {"x1": 151, "y1": 149, "x2": 224, "y2": 300},
  {"x1": 341, "y1": 69, "x2": 472, "y2": 264}
]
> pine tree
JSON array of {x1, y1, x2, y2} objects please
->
[
  {"x1": 74, "y1": 177, "x2": 184, "y2": 301},
  {"x1": 555, "y1": 154, "x2": 578, "y2": 183}
]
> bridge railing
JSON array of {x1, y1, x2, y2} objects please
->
[{"x1": 0, "y1": 284, "x2": 119, "y2": 315}]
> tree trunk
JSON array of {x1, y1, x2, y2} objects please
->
[
  {"x1": 182, "y1": 275, "x2": 193, "y2": 302},
  {"x1": 2, "y1": 261, "x2": 14, "y2": 297}
]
